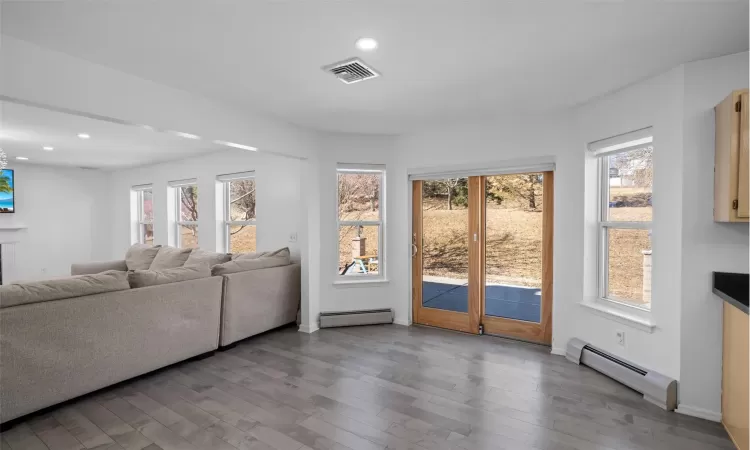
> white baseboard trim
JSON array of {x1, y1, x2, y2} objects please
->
[
  {"x1": 676, "y1": 404, "x2": 722, "y2": 422},
  {"x1": 550, "y1": 347, "x2": 566, "y2": 356},
  {"x1": 298, "y1": 324, "x2": 319, "y2": 334},
  {"x1": 393, "y1": 319, "x2": 410, "y2": 326}
]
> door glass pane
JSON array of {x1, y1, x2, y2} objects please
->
[
  {"x1": 484, "y1": 173, "x2": 543, "y2": 323},
  {"x1": 421, "y1": 178, "x2": 469, "y2": 312}
]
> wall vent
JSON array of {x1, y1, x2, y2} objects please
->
[
  {"x1": 322, "y1": 58, "x2": 380, "y2": 84},
  {"x1": 566, "y1": 338, "x2": 677, "y2": 410}
]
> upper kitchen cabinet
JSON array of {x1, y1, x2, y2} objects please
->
[{"x1": 715, "y1": 89, "x2": 749, "y2": 222}]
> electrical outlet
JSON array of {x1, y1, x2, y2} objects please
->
[
  {"x1": 616, "y1": 330, "x2": 625, "y2": 347},
  {"x1": 289, "y1": 232, "x2": 298, "y2": 243}
]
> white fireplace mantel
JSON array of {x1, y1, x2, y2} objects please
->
[
  {"x1": 0, "y1": 226, "x2": 25, "y2": 284},
  {"x1": 0, "y1": 225, "x2": 27, "y2": 243}
]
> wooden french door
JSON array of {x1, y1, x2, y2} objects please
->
[{"x1": 411, "y1": 172, "x2": 554, "y2": 345}]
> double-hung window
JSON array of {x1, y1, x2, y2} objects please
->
[
  {"x1": 171, "y1": 179, "x2": 199, "y2": 249},
  {"x1": 337, "y1": 164, "x2": 385, "y2": 279},
  {"x1": 218, "y1": 172, "x2": 256, "y2": 253},
  {"x1": 589, "y1": 128, "x2": 653, "y2": 310},
  {"x1": 134, "y1": 184, "x2": 153, "y2": 245}
]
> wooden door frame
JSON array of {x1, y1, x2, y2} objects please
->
[
  {"x1": 411, "y1": 172, "x2": 553, "y2": 344},
  {"x1": 480, "y1": 171, "x2": 554, "y2": 344},
  {"x1": 411, "y1": 180, "x2": 478, "y2": 334}
]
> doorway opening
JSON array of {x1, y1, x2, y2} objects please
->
[{"x1": 411, "y1": 171, "x2": 553, "y2": 344}]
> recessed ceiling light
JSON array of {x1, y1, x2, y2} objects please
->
[
  {"x1": 43, "y1": 146, "x2": 54, "y2": 151},
  {"x1": 355, "y1": 37, "x2": 378, "y2": 52},
  {"x1": 16, "y1": 156, "x2": 28, "y2": 160},
  {"x1": 77, "y1": 133, "x2": 90, "y2": 139}
]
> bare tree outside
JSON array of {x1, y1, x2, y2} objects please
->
[{"x1": 338, "y1": 172, "x2": 382, "y2": 273}]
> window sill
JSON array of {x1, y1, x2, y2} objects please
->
[
  {"x1": 579, "y1": 299, "x2": 656, "y2": 333},
  {"x1": 332, "y1": 278, "x2": 390, "y2": 288}
]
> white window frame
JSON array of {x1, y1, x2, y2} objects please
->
[
  {"x1": 218, "y1": 171, "x2": 256, "y2": 253},
  {"x1": 170, "y1": 178, "x2": 198, "y2": 248},
  {"x1": 591, "y1": 128, "x2": 653, "y2": 311},
  {"x1": 336, "y1": 164, "x2": 386, "y2": 282},
  {"x1": 134, "y1": 184, "x2": 153, "y2": 245}
]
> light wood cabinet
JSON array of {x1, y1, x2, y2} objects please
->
[
  {"x1": 715, "y1": 89, "x2": 749, "y2": 222},
  {"x1": 722, "y1": 301, "x2": 749, "y2": 450}
]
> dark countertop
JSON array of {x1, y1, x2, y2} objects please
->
[{"x1": 713, "y1": 272, "x2": 748, "y2": 315}]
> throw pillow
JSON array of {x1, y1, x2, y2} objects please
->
[
  {"x1": 125, "y1": 243, "x2": 162, "y2": 270},
  {"x1": 184, "y1": 248, "x2": 231, "y2": 267},
  {"x1": 128, "y1": 264, "x2": 211, "y2": 288},
  {"x1": 0, "y1": 270, "x2": 130, "y2": 308},
  {"x1": 149, "y1": 246, "x2": 193, "y2": 270}
]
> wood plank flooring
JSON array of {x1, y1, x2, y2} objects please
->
[{"x1": 1, "y1": 324, "x2": 733, "y2": 450}]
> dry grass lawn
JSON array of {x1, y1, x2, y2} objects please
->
[
  {"x1": 178, "y1": 225, "x2": 257, "y2": 254},
  {"x1": 336, "y1": 187, "x2": 651, "y2": 304},
  {"x1": 420, "y1": 197, "x2": 651, "y2": 304}
]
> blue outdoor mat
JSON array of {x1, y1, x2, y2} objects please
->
[{"x1": 422, "y1": 281, "x2": 541, "y2": 322}]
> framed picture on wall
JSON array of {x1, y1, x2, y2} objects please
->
[{"x1": 0, "y1": 169, "x2": 15, "y2": 213}]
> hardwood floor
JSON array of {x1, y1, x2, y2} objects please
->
[{"x1": 1, "y1": 324, "x2": 733, "y2": 450}]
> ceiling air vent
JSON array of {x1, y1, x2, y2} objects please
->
[{"x1": 322, "y1": 57, "x2": 380, "y2": 84}]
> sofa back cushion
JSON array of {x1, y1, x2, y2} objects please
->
[
  {"x1": 125, "y1": 244, "x2": 162, "y2": 270},
  {"x1": 231, "y1": 251, "x2": 265, "y2": 261},
  {"x1": 128, "y1": 264, "x2": 212, "y2": 289},
  {"x1": 212, "y1": 248, "x2": 291, "y2": 276},
  {"x1": 149, "y1": 246, "x2": 193, "y2": 270},
  {"x1": 0, "y1": 270, "x2": 130, "y2": 308},
  {"x1": 184, "y1": 248, "x2": 231, "y2": 267}
]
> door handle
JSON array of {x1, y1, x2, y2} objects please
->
[{"x1": 411, "y1": 244, "x2": 418, "y2": 257}]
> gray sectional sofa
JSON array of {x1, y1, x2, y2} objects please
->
[{"x1": 0, "y1": 244, "x2": 300, "y2": 424}]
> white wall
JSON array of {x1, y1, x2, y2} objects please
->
[
  {"x1": 107, "y1": 149, "x2": 302, "y2": 260},
  {"x1": 0, "y1": 163, "x2": 110, "y2": 282},
  {"x1": 678, "y1": 52, "x2": 749, "y2": 420},
  {"x1": 391, "y1": 114, "x2": 581, "y2": 338},
  {"x1": 575, "y1": 66, "x2": 685, "y2": 381},
  {"x1": 313, "y1": 133, "x2": 402, "y2": 325}
]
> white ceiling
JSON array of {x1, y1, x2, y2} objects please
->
[
  {"x1": 3, "y1": 1, "x2": 748, "y2": 134},
  {"x1": 0, "y1": 101, "x2": 221, "y2": 169}
]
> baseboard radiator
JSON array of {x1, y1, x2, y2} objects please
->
[
  {"x1": 319, "y1": 309, "x2": 394, "y2": 328},
  {"x1": 566, "y1": 338, "x2": 677, "y2": 411}
]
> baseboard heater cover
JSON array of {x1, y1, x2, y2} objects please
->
[
  {"x1": 319, "y1": 309, "x2": 394, "y2": 328},
  {"x1": 566, "y1": 338, "x2": 677, "y2": 411}
]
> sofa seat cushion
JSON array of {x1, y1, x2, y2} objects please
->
[
  {"x1": 212, "y1": 248, "x2": 291, "y2": 275},
  {"x1": 149, "y1": 246, "x2": 193, "y2": 270},
  {"x1": 185, "y1": 248, "x2": 231, "y2": 267},
  {"x1": 125, "y1": 244, "x2": 162, "y2": 270},
  {"x1": 0, "y1": 270, "x2": 130, "y2": 308},
  {"x1": 128, "y1": 264, "x2": 211, "y2": 288}
]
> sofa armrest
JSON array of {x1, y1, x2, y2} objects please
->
[
  {"x1": 71, "y1": 260, "x2": 128, "y2": 275},
  {"x1": 220, "y1": 263, "x2": 301, "y2": 346}
]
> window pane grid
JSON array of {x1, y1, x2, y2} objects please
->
[
  {"x1": 223, "y1": 177, "x2": 256, "y2": 253},
  {"x1": 596, "y1": 135, "x2": 653, "y2": 310},
  {"x1": 175, "y1": 184, "x2": 198, "y2": 248},
  {"x1": 337, "y1": 168, "x2": 384, "y2": 278}
]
